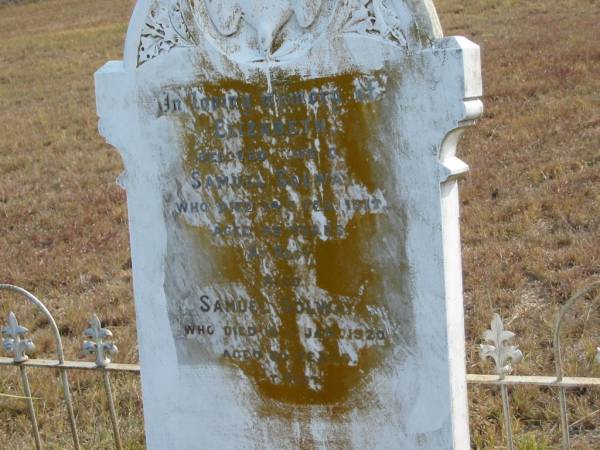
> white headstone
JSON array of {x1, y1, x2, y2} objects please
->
[{"x1": 96, "y1": 1, "x2": 482, "y2": 448}]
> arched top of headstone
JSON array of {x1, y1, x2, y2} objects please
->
[{"x1": 129, "y1": 0, "x2": 443, "y2": 69}]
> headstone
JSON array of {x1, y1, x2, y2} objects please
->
[{"x1": 96, "y1": 1, "x2": 482, "y2": 448}]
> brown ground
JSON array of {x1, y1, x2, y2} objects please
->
[{"x1": 1, "y1": 0, "x2": 599, "y2": 448}]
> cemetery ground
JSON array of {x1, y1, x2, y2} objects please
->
[{"x1": 0, "y1": 0, "x2": 599, "y2": 448}]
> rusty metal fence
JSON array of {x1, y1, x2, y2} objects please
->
[{"x1": 2, "y1": 282, "x2": 600, "y2": 449}]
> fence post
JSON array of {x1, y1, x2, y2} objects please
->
[
  {"x1": 2, "y1": 311, "x2": 42, "y2": 450},
  {"x1": 480, "y1": 313, "x2": 523, "y2": 450},
  {"x1": 0, "y1": 284, "x2": 81, "y2": 450},
  {"x1": 82, "y1": 314, "x2": 122, "y2": 450},
  {"x1": 553, "y1": 280, "x2": 600, "y2": 449}
]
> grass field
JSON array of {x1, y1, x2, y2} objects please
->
[{"x1": 1, "y1": 0, "x2": 600, "y2": 448}]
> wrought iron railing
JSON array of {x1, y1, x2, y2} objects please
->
[
  {"x1": 2, "y1": 282, "x2": 599, "y2": 449},
  {"x1": 470, "y1": 280, "x2": 600, "y2": 450},
  {"x1": 0, "y1": 284, "x2": 136, "y2": 450}
]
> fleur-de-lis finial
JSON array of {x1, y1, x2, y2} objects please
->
[
  {"x1": 480, "y1": 313, "x2": 523, "y2": 376},
  {"x1": 81, "y1": 315, "x2": 118, "y2": 368},
  {"x1": 1, "y1": 312, "x2": 35, "y2": 363}
]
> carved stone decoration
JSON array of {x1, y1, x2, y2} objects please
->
[
  {"x1": 194, "y1": 0, "x2": 337, "y2": 63},
  {"x1": 343, "y1": 0, "x2": 409, "y2": 47},
  {"x1": 138, "y1": 1, "x2": 196, "y2": 67},
  {"x1": 136, "y1": 0, "x2": 442, "y2": 66},
  {"x1": 204, "y1": 0, "x2": 323, "y2": 54}
]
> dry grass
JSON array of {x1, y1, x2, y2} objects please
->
[
  {"x1": 1, "y1": 0, "x2": 599, "y2": 448},
  {"x1": 439, "y1": 0, "x2": 600, "y2": 447},
  {"x1": 0, "y1": 0, "x2": 142, "y2": 448}
]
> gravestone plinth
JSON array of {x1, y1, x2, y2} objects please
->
[{"x1": 96, "y1": 1, "x2": 482, "y2": 448}]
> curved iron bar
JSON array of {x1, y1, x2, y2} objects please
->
[
  {"x1": 0, "y1": 284, "x2": 81, "y2": 450},
  {"x1": 552, "y1": 280, "x2": 600, "y2": 449}
]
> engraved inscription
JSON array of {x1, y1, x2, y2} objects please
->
[{"x1": 162, "y1": 72, "x2": 412, "y2": 404}]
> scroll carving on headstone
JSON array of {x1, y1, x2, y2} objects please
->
[
  {"x1": 137, "y1": 2, "x2": 196, "y2": 66},
  {"x1": 137, "y1": 0, "x2": 439, "y2": 66}
]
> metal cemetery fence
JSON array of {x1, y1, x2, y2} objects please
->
[
  {"x1": 2, "y1": 282, "x2": 600, "y2": 450},
  {"x1": 0, "y1": 284, "x2": 138, "y2": 450}
]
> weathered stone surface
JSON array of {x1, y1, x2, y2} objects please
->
[{"x1": 96, "y1": 1, "x2": 482, "y2": 448}]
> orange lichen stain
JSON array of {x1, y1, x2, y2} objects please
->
[{"x1": 174, "y1": 72, "x2": 400, "y2": 405}]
